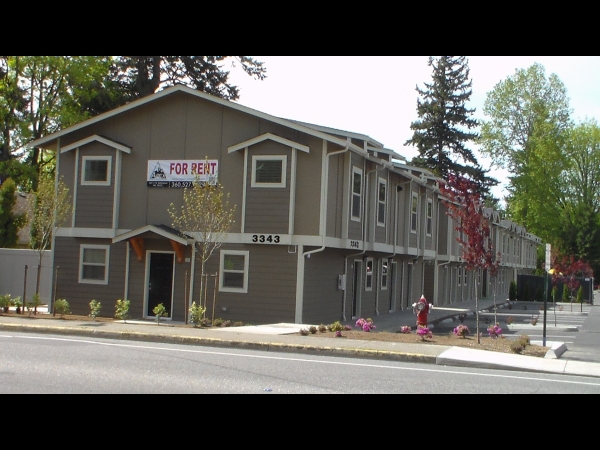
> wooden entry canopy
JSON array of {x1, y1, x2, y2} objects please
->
[{"x1": 112, "y1": 224, "x2": 192, "y2": 263}]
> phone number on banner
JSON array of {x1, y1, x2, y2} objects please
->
[{"x1": 147, "y1": 181, "x2": 194, "y2": 188}]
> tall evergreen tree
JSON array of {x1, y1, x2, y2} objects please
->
[{"x1": 405, "y1": 56, "x2": 497, "y2": 197}]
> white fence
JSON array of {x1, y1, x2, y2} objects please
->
[{"x1": 0, "y1": 249, "x2": 52, "y2": 304}]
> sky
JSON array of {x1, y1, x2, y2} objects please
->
[{"x1": 227, "y1": 56, "x2": 600, "y2": 201}]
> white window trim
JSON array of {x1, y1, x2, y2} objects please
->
[
  {"x1": 377, "y1": 177, "x2": 387, "y2": 227},
  {"x1": 219, "y1": 250, "x2": 249, "y2": 293},
  {"x1": 351, "y1": 166, "x2": 362, "y2": 222},
  {"x1": 79, "y1": 244, "x2": 110, "y2": 285},
  {"x1": 365, "y1": 257, "x2": 373, "y2": 291},
  {"x1": 457, "y1": 266, "x2": 462, "y2": 286},
  {"x1": 251, "y1": 155, "x2": 287, "y2": 188},
  {"x1": 410, "y1": 191, "x2": 418, "y2": 233},
  {"x1": 81, "y1": 155, "x2": 112, "y2": 186},
  {"x1": 426, "y1": 198, "x2": 433, "y2": 236},
  {"x1": 380, "y1": 259, "x2": 388, "y2": 291}
]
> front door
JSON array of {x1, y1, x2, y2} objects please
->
[
  {"x1": 352, "y1": 260, "x2": 362, "y2": 319},
  {"x1": 146, "y1": 252, "x2": 174, "y2": 318},
  {"x1": 389, "y1": 261, "x2": 397, "y2": 312}
]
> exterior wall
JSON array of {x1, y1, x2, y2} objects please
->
[
  {"x1": 53, "y1": 237, "x2": 127, "y2": 316},
  {"x1": 302, "y1": 248, "x2": 346, "y2": 324},
  {"x1": 244, "y1": 141, "x2": 291, "y2": 234},
  {"x1": 73, "y1": 142, "x2": 115, "y2": 228},
  {"x1": 194, "y1": 243, "x2": 298, "y2": 325},
  {"x1": 423, "y1": 263, "x2": 435, "y2": 303},
  {"x1": 347, "y1": 153, "x2": 364, "y2": 241},
  {"x1": 326, "y1": 151, "x2": 346, "y2": 238}
]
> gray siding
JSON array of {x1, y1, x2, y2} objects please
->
[
  {"x1": 53, "y1": 237, "x2": 126, "y2": 316},
  {"x1": 195, "y1": 244, "x2": 298, "y2": 325},
  {"x1": 302, "y1": 248, "x2": 346, "y2": 324},
  {"x1": 244, "y1": 141, "x2": 291, "y2": 234},
  {"x1": 74, "y1": 142, "x2": 115, "y2": 228}
]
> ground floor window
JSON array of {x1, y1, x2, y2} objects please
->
[
  {"x1": 79, "y1": 244, "x2": 110, "y2": 284},
  {"x1": 219, "y1": 250, "x2": 249, "y2": 293}
]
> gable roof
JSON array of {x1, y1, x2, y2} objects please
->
[
  {"x1": 27, "y1": 85, "x2": 368, "y2": 157},
  {"x1": 60, "y1": 134, "x2": 132, "y2": 154}
]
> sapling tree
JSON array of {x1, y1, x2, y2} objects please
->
[
  {"x1": 168, "y1": 165, "x2": 236, "y2": 315},
  {"x1": 441, "y1": 173, "x2": 500, "y2": 344},
  {"x1": 28, "y1": 172, "x2": 72, "y2": 309}
]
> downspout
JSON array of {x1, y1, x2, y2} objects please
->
[
  {"x1": 384, "y1": 180, "x2": 412, "y2": 259},
  {"x1": 298, "y1": 142, "x2": 350, "y2": 324},
  {"x1": 369, "y1": 163, "x2": 384, "y2": 316},
  {"x1": 302, "y1": 143, "x2": 351, "y2": 259}
]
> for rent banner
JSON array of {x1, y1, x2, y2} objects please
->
[{"x1": 147, "y1": 160, "x2": 219, "y2": 187}]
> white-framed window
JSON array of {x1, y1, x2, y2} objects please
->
[
  {"x1": 219, "y1": 250, "x2": 249, "y2": 293},
  {"x1": 457, "y1": 266, "x2": 462, "y2": 286},
  {"x1": 410, "y1": 191, "x2": 418, "y2": 233},
  {"x1": 365, "y1": 257, "x2": 373, "y2": 291},
  {"x1": 380, "y1": 259, "x2": 388, "y2": 290},
  {"x1": 351, "y1": 167, "x2": 362, "y2": 221},
  {"x1": 251, "y1": 155, "x2": 287, "y2": 188},
  {"x1": 79, "y1": 244, "x2": 110, "y2": 284},
  {"x1": 426, "y1": 198, "x2": 433, "y2": 236},
  {"x1": 377, "y1": 177, "x2": 387, "y2": 226},
  {"x1": 463, "y1": 265, "x2": 467, "y2": 285},
  {"x1": 81, "y1": 156, "x2": 112, "y2": 186}
]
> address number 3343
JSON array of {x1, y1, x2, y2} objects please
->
[{"x1": 252, "y1": 234, "x2": 280, "y2": 243}]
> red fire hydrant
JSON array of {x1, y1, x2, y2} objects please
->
[{"x1": 412, "y1": 295, "x2": 433, "y2": 327}]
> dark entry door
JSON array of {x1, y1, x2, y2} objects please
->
[{"x1": 147, "y1": 252, "x2": 174, "y2": 318}]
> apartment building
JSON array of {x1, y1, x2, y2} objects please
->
[{"x1": 28, "y1": 85, "x2": 540, "y2": 324}]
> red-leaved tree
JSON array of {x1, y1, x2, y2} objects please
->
[
  {"x1": 551, "y1": 254, "x2": 593, "y2": 312},
  {"x1": 440, "y1": 174, "x2": 500, "y2": 343}
]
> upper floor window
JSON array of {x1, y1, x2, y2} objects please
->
[
  {"x1": 351, "y1": 167, "x2": 362, "y2": 221},
  {"x1": 251, "y1": 155, "x2": 287, "y2": 188},
  {"x1": 219, "y1": 250, "x2": 249, "y2": 293},
  {"x1": 377, "y1": 177, "x2": 387, "y2": 226},
  {"x1": 410, "y1": 191, "x2": 418, "y2": 233},
  {"x1": 82, "y1": 156, "x2": 112, "y2": 186},
  {"x1": 426, "y1": 198, "x2": 433, "y2": 236}
]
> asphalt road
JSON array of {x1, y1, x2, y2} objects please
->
[{"x1": 2, "y1": 331, "x2": 600, "y2": 394}]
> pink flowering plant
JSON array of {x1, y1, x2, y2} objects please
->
[
  {"x1": 355, "y1": 318, "x2": 376, "y2": 332},
  {"x1": 487, "y1": 323, "x2": 503, "y2": 338},
  {"x1": 453, "y1": 324, "x2": 470, "y2": 338},
  {"x1": 416, "y1": 325, "x2": 432, "y2": 340},
  {"x1": 400, "y1": 325, "x2": 412, "y2": 334}
]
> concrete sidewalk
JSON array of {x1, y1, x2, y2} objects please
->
[{"x1": 1, "y1": 296, "x2": 600, "y2": 379}]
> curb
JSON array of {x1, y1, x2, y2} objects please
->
[{"x1": 0, "y1": 322, "x2": 439, "y2": 365}]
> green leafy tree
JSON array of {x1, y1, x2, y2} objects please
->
[
  {"x1": 0, "y1": 177, "x2": 26, "y2": 247},
  {"x1": 479, "y1": 62, "x2": 572, "y2": 206},
  {"x1": 168, "y1": 169, "x2": 236, "y2": 314},
  {"x1": 1, "y1": 56, "x2": 114, "y2": 190},
  {"x1": 28, "y1": 172, "x2": 72, "y2": 296},
  {"x1": 0, "y1": 56, "x2": 30, "y2": 187},
  {"x1": 556, "y1": 120, "x2": 600, "y2": 275},
  {"x1": 405, "y1": 56, "x2": 497, "y2": 197}
]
